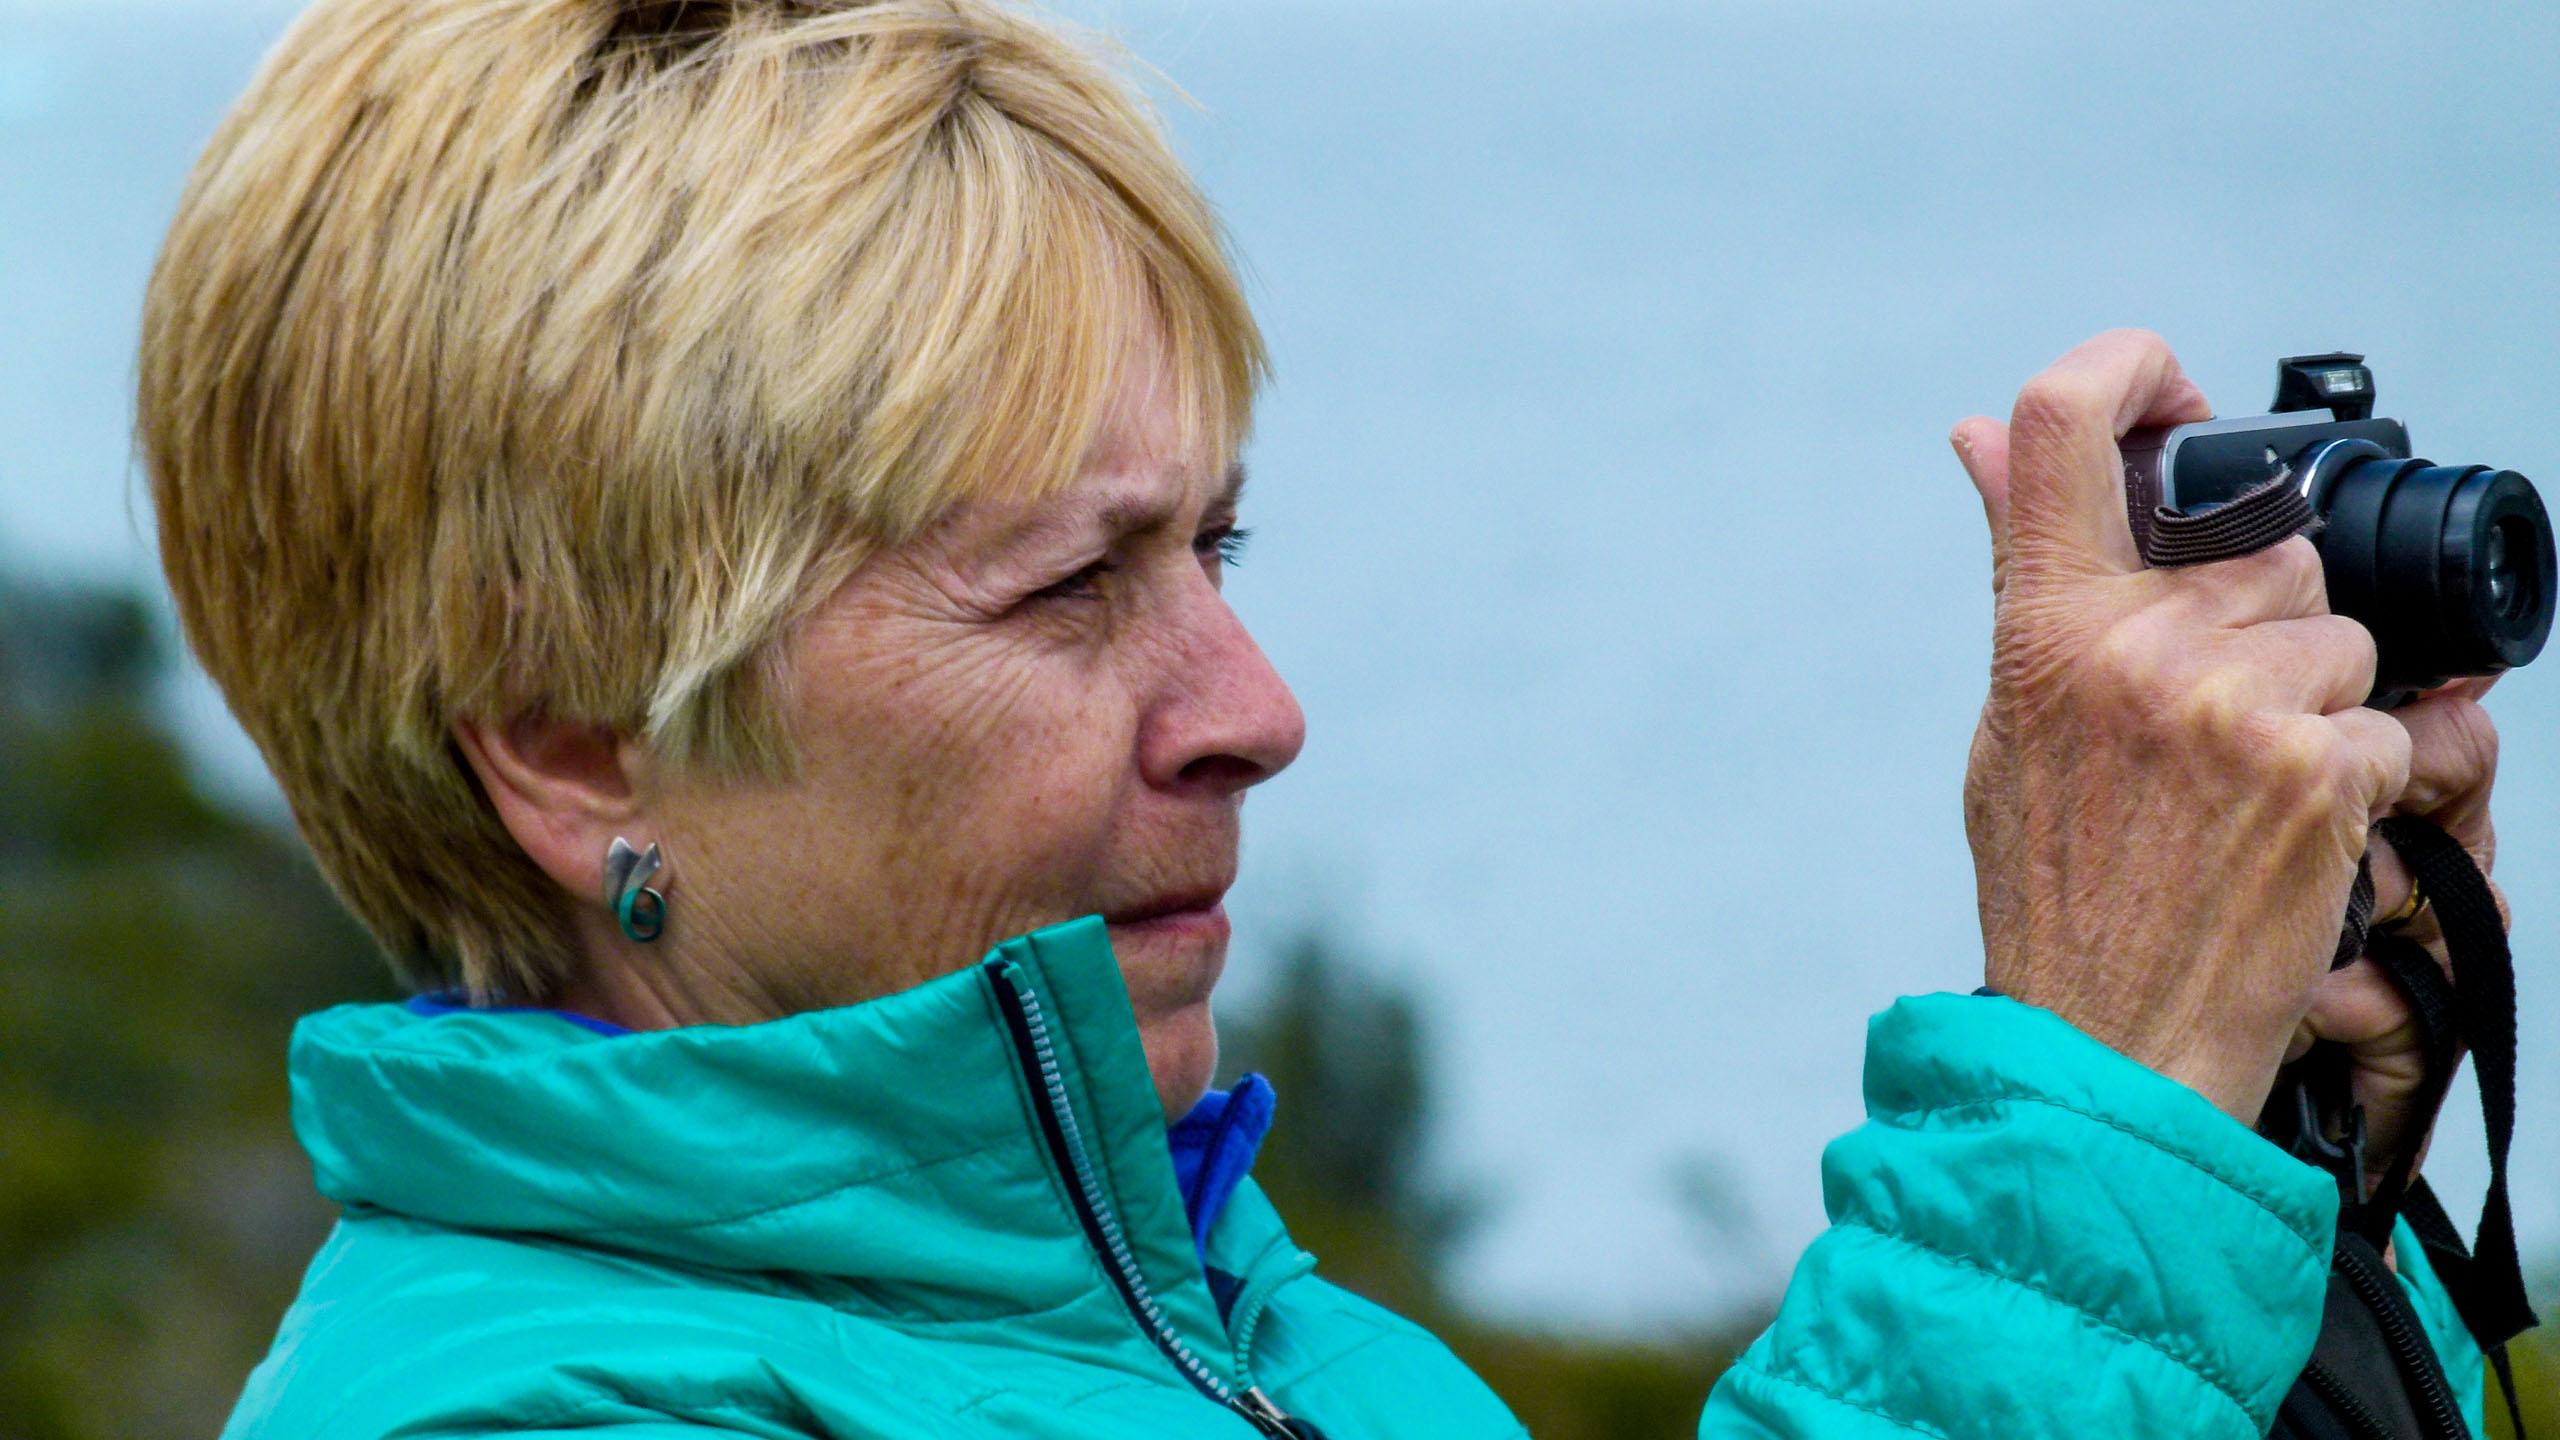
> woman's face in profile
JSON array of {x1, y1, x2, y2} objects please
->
[{"x1": 649, "y1": 333, "x2": 1305, "y2": 1115}]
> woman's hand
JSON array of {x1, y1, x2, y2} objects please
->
[
  {"x1": 2289, "y1": 676, "x2": 2504, "y2": 1193},
  {"x1": 1952, "y1": 330, "x2": 2414, "y2": 1123}
]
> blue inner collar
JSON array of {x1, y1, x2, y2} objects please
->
[
  {"x1": 1166, "y1": 1073, "x2": 1276, "y2": 1260},
  {"x1": 405, "y1": 991, "x2": 631, "y2": 1039}
]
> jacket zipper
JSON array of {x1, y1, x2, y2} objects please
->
[
  {"x1": 984, "y1": 959, "x2": 1310, "y2": 1440},
  {"x1": 2332, "y1": 1238, "x2": 2469, "y2": 1440},
  {"x1": 1227, "y1": 1248, "x2": 1320, "y2": 1380},
  {"x1": 2300, "y1": 1359, "x2": 2401, "y2": 1440}
]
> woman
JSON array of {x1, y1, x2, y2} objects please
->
[{"x1": 143, "y1": 2, "x2": 2498, "y2": 1436}]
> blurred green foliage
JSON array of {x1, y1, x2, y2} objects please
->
[
  {"x1": 7, "y1": 569, "x2": 2553, "y2": 1439},
  {"x1": 0, "y1": 576, "x2": 393, "y2": 1440},
  {"x1": 2489, "y1": 1312, "x2": 2560, "y2": 1439}
]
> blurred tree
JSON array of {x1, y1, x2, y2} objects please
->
[
  {"x1": 1218, "y1": 930, "x2": 1478, "y2": 1319},
  {"x1": 2486, "y1": 1272, "x2": 2560, "y2": 1439},
  {"x1": 1219, "y1": 929, "x2": 1763, "y2": 1440},
  {"x1": 0, "y1": 574, "x2": 392, "y2": 1440}
]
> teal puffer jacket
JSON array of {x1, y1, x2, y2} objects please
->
[{"x1": 223, "y1": 918, "x2": 2482, "y2": 1438}]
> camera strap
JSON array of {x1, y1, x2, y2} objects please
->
[
  {"x1": 2138, "y1": 473, "x2": 2318, "y2": 567},
  {"x1": 2368, "y1": 815, "x2": 2537, "y2": 1353},
  {"x1": 2267, "y1": 816, "x2": 2535, "y2": 1440}
]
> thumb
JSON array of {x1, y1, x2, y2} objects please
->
[
  {"x1": 2427, "y1": 672, "x2": 2503, "y2": 705},
  {"x1": 1952, "y1": 416, "x2": 2013, "y2": 596}
]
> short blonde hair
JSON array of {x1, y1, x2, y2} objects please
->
[{"x1": 140, "y1": 0, "x2": 1264, "y2": 998}]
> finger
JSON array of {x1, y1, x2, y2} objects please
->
[
  {"x1": 1951, "y1": 417, "x2": 2013, "y2": 594},
  {"x1": 2391, "y1": 692, "x2": 2497, "y2": 825},
  {"x1": 2426, "y1": 672, "x2": 2502, "y2": 705},
  {"x1": 2302, "y1": 959, "x2": 2440, "y2": 1179},
  {"x1": 2302, "y1": 957, "x2": 2424, "y2": 1050},
  {"x1": 2003, "y1": 330, "x2": 2214, "y2": 585},
  {"x1": 2157, "y1": 534, "x2": 2332, "y2": 630},
  {"x1": 2215, "y1": 612, "x2": 2378, "y2": 716},
  {"x1": 2377, "y1": 692, "x2": 2500, "y2": 903},
  {"x1": 2327, "y1": 704, "x2": 2416, "y2": 822},
  {"x1": 2368, "y1": 839, "x2": 2417, "y2": 924}
]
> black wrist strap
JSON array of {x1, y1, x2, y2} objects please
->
[
  {"x1": 2369, "y1": 814, "x2": 2538, "y2": 1351},
  {"x1": 2403, "y1": 1178, "x2": 2532, "y2": 1440}
]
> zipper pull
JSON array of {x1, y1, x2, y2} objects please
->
[{"x1": 1238, "y1": 1385, "x2": 1324, "y2": 1439}]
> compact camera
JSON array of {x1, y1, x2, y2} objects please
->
[{"x1": 2121, "y1": 354, "x2": 2556, "y2": 697}]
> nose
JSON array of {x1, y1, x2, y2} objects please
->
[{"x1": 1140, "y1": 573, "x2": 1306, "y2": 797}]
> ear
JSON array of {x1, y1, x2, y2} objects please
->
[{"x1": 452, "y1": 715, "x2": 648, "y2": 907}]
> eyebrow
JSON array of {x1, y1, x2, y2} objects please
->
[
  {"x1": 1089, "y1": 460, "x2": 1249, "y2": 537},
  {"x1": 1210, "y1": 460, "x2": 1249, "y2": 515},
  {"x1": 990, "y1": 461, "x2": 1252, "y2": 571}
]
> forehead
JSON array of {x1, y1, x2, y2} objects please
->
[{"x1": 961, "y1": 335, "x2": 1241, "y2": 542}]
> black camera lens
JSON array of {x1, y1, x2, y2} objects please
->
[
  {"x1": 2310, "y1": 447, "x2": 2557, "y2": 691},
  {"x1": 2485, "y1": 514, "x2": 2535, "y2": 624},
  {"x1": 2139, "y1": 358, "x2": 2560, "y2": 696}
]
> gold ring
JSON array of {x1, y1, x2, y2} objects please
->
[{"x1": 2375, "y1": 876, "x2": 2427, "y2": 930}]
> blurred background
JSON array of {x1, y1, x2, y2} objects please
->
[{"x1": 7, "y1": 0, "x2": 2560, "y2": 1435}]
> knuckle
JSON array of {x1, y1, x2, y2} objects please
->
[
  {"x1": 2268, "y1": 538, "x2": 2328, "y2": 611},
  {"x1": 2256, "y1": 714, "x2": 2341, "y2": 789},
  {"x1": 2281, "y1": 713, "x2": 2402, "y2": 820},
  {"x1": 2446, "y1": 697, "x2": 2500, "y2": 773},
  {"x1": 2334, "y1": 614, "x2": 2379, "y2": 673},
  {"x1": 2165, "y1": 661, "x2": 2252, "y2": 741},
  {"x1": 2080, "y1": 612, "x2": 2264, "y2": 747},
  {"x1": 2310, "y1": 614, "x2": 2378, "y2": 696},
  {"x1": 2401, "y1": 695, "x2": 2499, "y2": 804},
  {"x1": 2012, "y1": 373, "x2": 2106, "y2": 437},
  {"x1": 2204, "y1": 538, "x2": 2327, "y2": 615},
  {"x1": 2079, "y1": 614, "x2": 2172, "y2": 708}
]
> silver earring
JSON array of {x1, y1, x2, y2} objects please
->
[{"x1": 604, "y1": 838, "x2": 667, "y2": 943}]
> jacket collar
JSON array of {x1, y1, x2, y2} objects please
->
[{"x1": 290, "y1": 917, "x2": 1248, "y2": 1354}]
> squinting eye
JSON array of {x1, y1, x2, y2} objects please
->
[
  {"x1": 1200, "y1": 525, "x2": 1252, "y2": 568},
  {"x1": 1029, "y1": 560, "x2": 1113, "y2": 602}
]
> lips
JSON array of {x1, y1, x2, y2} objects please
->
[{"x1": 1103, "y1": 888, "x2": 1228, "y2": 928}]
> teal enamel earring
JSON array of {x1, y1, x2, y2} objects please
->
[{"x1": 603, "y1": 838, "x2": 667, "y2": 943}]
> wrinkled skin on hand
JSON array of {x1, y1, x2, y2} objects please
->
[{"x1": 1951, "y1": 330, "x2": 2417, "y2": 1124}]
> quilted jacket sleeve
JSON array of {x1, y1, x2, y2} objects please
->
[{"x1": 1697, "y1": 993, "x2": 2349, "y2": 1440}]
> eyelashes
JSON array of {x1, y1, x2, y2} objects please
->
[
  {"x1": 1026, "y1": 525, "x2": 1252, "y2": 607},
  {"x1": 1205, "y1": 525, "x2": 1252, "y2": 568}
]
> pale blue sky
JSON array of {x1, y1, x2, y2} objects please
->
[{"x1": 8, "y1": 0, "x2": 2560, "y2": 1329}]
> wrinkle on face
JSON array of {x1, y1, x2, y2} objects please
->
[{"x1": 625, "y1": 330, "x2": 1299, "y2": 1112}]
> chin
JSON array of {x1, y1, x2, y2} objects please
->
[
  {"x1": 1132, "y1": 998, "x2": 1220, "y2": 1121},
  {"x1": 1106, "y1": 907, "x2": 1229, "y2": 1118}
]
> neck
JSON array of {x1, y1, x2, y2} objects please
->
[{"x1": 548, "y1": 909, "x2": 794, "y2": 1030}]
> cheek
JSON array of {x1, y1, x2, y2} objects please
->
[{"x1": 808, "y1": 625, "x2": 1142, "y2": 920}]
